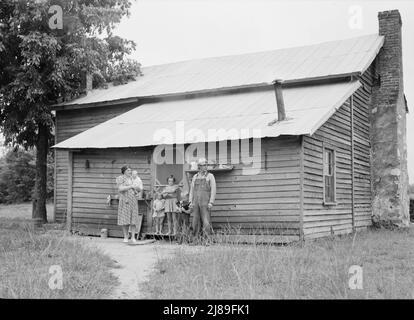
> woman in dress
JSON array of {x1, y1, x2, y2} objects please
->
[
  {"x1": 162, "y1": 175, "x2": 181, "y2": 235},
  {"x1": 116, "y1": 165, "x2": 140, "y2": 243}
]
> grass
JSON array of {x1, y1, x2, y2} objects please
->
[
  {"x1": 142, "y1": 227, "x2": 414, "y2": 299},
  {"x1": 0, "y1": 203, "x2": 119, "y2": 299},
  {"x1": 0, "y1": 202, "x2": 54, "y2": 220}
]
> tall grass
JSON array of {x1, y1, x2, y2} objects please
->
[
  {"x1": 0, "y1": 219, "x2": 118, "y2": 299},
  {"x1": 142, "y1": 227, "x2": 414, "y2": 299}
]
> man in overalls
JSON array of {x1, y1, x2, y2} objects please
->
[{"x1": 189, "y1": 158, "x2": 216, "y2": 237}]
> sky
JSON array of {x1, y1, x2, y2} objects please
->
[
  {"x1": 1, "y1": 0, "x2": 412, "y2": 182},
  {"x1": 112, "y1": 0, "x2": 414, "y2": 183}
]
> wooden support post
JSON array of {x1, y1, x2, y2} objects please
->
[
  {"x1": 52, "y1": 128, "x2": 57, "y2": 223},
  {"x1": 350, "y1": 96, "x2": 356, "y2": 232},
  {"x1": 66, "y1": 151, "x2": 73, "y2": 232}
]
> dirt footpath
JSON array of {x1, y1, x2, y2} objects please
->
[{"x1": 82, "y1": 237, "x2": 180, "y2": 299}]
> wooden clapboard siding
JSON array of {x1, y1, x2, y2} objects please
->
[
  {"x1": 70, "y1": 148, "x2": 152, "y2": 236},
  {"x1": 54, "y1": 102, "x2": 137, "y2": 222},
  {"x1": 66, "y1": 136, "x2": 301, "y2": 237},
  {"x1": 210, "y1": 136, "x2": 301, "y2": 236},
  {"x1": 301, "y1": 65, "x2": 374, "y2": 239},
  {"x1": 352, "y1": 64, "x2": 374, "y2": 228},
  {"x1": 302, "y1": 98, "x2": 353, "y2": 238}
]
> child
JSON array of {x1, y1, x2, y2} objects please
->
[
  {"x1": 162, "y1": 175, "x2": 181, "y2": 235},
  {"x1": 176, "y1": 192, "x2": 191, "y2": 233},
  {"x1": 153, "y1": 193, "x2": 165, "y2": 235},
  {"x1": 131, "y1": 170, "x2": 143, "y2": 198}
]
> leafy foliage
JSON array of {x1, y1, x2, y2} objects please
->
[
  {"x1": 0, "y1": 0, "x2": 140, "y2": 211},
  {"x1": 0, "y1": 0, "x2": 141, "y2": 148},
  {"x1": 0, "y1": 148, "x2": 53, "y2": 203}
]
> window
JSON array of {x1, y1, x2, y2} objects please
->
[{"x1": 323, "y1": 148, "x2": 336, "y2": 204}]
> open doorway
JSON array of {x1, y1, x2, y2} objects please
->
[{"x1": 153, "y1": 144, "x2": 189, "y2": 195}]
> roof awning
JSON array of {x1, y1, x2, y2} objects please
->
[{"x1": 52, "y1": 80, "x2": 361, "y2": 149}]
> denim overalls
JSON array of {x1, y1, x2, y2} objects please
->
[{"x1": 192, "y1": 173, "x2": 213, "y2": 236}]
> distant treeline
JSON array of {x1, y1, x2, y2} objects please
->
[{"x1": 0, "y1": 148, "x2": 54, "y2": 204}]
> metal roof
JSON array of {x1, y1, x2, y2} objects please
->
[
  {"x1": 57, "y1": 34, "x2": 383, "y2": 107},
  {"x1": 53, "y1": 80, "x2": 361, "y2": 149}
]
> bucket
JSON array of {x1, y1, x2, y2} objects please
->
[{"x1": 100, "y1": 228, "x2": 108, "y2": 238}]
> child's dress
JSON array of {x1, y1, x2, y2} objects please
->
[
  {"x1": 153, "y1": 199, "x2": 165, "y2": 218},
  {"x1": 163, "y1": 185, "x2": 180, "y2": 213}
]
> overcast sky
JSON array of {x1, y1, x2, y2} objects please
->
[{"x1": 113, "y1": 0, "x2": 414, "y2": 182}]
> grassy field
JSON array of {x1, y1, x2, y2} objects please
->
[
  {"x1": 0, "y1": 203, "x2": 118, "y2": 299},
  {"x1": 0, "y1": 202, "x2": 54, "y2": 220},
  {"x1": 142, "y1": 227, "x2": 414, "y2": 299}
]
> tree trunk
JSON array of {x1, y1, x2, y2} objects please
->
[{"x1": 33, "y1": 123, "x2": 48, "y2": 223}]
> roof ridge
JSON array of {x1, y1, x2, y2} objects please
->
[
  {"x1": 53, "y1": 33, "x2": 383, "y2": 109},
  {"x1": 141, "y1": 33, "x2": 380, "y2": 70}
]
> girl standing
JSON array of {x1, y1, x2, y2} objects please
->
[
  {"x1": 162, "y1": 175, "x2": 181, "y2": 235},
  {"x1": 152, "y1": 193, "x2": 165, "y2": 235}
]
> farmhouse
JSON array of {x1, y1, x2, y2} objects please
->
[{"x1": 52, "y1": 10, "x2": 409, "y2": 241}]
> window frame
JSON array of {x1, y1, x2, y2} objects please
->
[{"x1": 322, "y1": 145, "x2": 337, "y2": 206}]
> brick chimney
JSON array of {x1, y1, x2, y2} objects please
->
[{"x1": 371, "y1": 10, "x2": 409, "y2": 227}]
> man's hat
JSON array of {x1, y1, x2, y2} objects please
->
[{"x1": 197, "y1": 158, "x2": 208, "y2": 166}]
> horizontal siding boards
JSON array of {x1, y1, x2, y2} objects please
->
[
  {"x1": 71, "y1": 148, "x2": 152, "y2": 235},
  {"x1": 352, "y1": 64, "x2": 373, "y2": 228},
  {"x1": 55, "y1": 102, "x2": 137, "y2": 144},
  {"x1": 54, "y1": 102, "x2": 137, "y2": 223},
  {"x1": 55, "y1": 149, "x2": 68, "y2": 222},
  {"x1": 211, "y1": 136, "x2": 302, "y2": 235},
  {"x1": 303, "y1": 97, "x2": 353, "y2": 238},
  {"x1": 302, "y1": 65, "x2": 374, "y2": 239},
  {"x1": 68, "y1": 136, "x2": 302, "y2": 237}
]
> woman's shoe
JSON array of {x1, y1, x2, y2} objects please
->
[{"x1": 123, "y1": 238, "x2": 129, "y2": 243}]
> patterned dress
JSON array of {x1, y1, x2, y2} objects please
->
[
  {"x1": 116, "y1": 175, "x2": 139, "y2": 226},
  {"x1": 163, "y1": 185, "x2": 180, "y2": 213}
]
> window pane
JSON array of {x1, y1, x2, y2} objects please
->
[
  {"x1": 324, "y1": 151, "x2": 329, "y2": 175},
  {"x1": 324, "y1": 149, "x2": 335, "y2": 203}
]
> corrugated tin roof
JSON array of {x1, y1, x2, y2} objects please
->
[
  {"x1": 53, "y1": 80, "x2": 361, "y2": 149},
  {"x1": 58, "y1": 34, "x2": 383, "y2": 107}
]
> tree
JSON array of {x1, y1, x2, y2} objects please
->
[
  {"x1": 0, "y1": 148, "x2": 36, "y2": 203},
  {"x1": 0, "y1": 147, "x2": 54, "y2": 203},
  {"x1": 0, "y1": 0, "x2": 141, "y2": 223}
]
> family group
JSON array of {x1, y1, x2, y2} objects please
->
[{"x1": 115, "y1": 158, "x2": 217, "y2": 243}]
